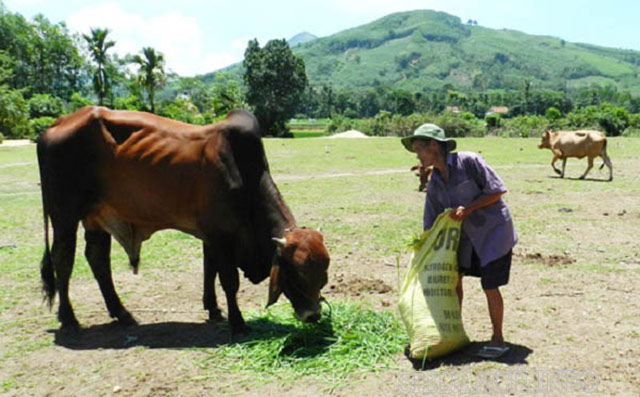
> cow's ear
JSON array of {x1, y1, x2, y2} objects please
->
[{"x1": 266, "y1": 263, "x2": 283, "y2": 307}]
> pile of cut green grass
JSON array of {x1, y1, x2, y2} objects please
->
[{"x1": 201, "y1": 302, "x2": 406, "y2": 389}]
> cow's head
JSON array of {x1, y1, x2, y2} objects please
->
[
  {"x1": 267, "y1": 227, "x2": 329, "y2": 323},
  {"x1": 538, "y1": 130, "x2": 552, "y2": 149}
]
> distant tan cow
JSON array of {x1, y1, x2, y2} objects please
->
[{"x1": 538, "y1": 130, "x2": 613, "y2": 181}]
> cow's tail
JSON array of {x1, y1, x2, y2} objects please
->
[
  {"x1": 37, "y1": 143, "x2": 56, "y2": 308},
  {"x1": 40, "y1": 212, "x2": 56, "y2": 308}
]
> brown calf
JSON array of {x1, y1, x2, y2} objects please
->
[{"x1": 410, "y1": 163, "x2": 433, "y2": 192}]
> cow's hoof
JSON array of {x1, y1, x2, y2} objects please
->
[
  {"x1": 207, "y1": 309, "x2": 225, "y2": 323},
  {"x1": 117, "y1": 311, "x2": 138, "y2": 327},
  {"x1": 59, "y1": 322, "x2": 81, "y2": 337},
  {"x1": 554, "y1": 169, "x2": 562, "y2": 175},
  {"x1": 230, "y1": 324, "x2": 251, "y2": 338}
]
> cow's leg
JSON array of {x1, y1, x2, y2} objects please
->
[
  {"x1": 551, "y1": 155, "x2": 562, "y2": 176},
  {"x1": 50, "y1": 223, "x2": 80, "y2": 334},
  {"x1": 202, "y1": 243, "x2": 224, "y2": 322},
  {"x1": 216, "y1": 246, "x2": 247, "y2": 335},
  {"x1": 84, "y1": 228, "x2": 136, "y2": 326},
  {"x1": 561, "y1": 157, "x2": 567, "y2": 178},
  {"x1": 579, "y1": 157, "x2": 594, "y2": 180},
  {"x1": 601, "y1": 152, "x2": 613, "y2": 181}
]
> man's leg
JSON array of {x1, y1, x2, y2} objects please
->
[{"x1": 484, "y1": 288, "x2": 504, "y2": 346}]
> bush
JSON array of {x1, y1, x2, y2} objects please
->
[
  {"x1": 437, "y1": 111, "x2": 484, "y2": 137},
  {"x1": 596, "y1": 102, "x2": 629, "y2": 136},
  {"x1": 343, "y1": 108, "x2": 358, "y2": 119},
  {"x1": 325, "y1": 115, "x2": 353, "y2": 133},
  {"x1": 28, "y1": 94, "x2": 63, "y2": 118},
  {"x1": 621, "y1": 127, "x2": 640, "y2": 137},
  {"x1": 0, "y1": 86, "x2": 30, "y2": 138},
  {"x1": 0, "y1": 132, "x2": 4, "y2": 144},
  {"x1": 68, "y1": 93, "x2": 94, "y2": 112},
  {"x1": 545, "y1": 107, "x2": 562, "y2": 121},
  {"x1": 326, "y1": 111, "x2": 484, "y2": 138},
  {"x1": 112, "y1": 94, "x2": 142, "y2": 111},
  {"x1": 460, "y1": 112, "x2": 476, "y2": 122},
  {"x1": 495, "y1": 115, "x2": 549, "y2": 137},
  {"x1": 564, "y1": 103, "x2": 629, "y2": 135},
  {"x1": 384, "y1": 113, "x2": 426, "y2": 137},
  {"x1": 29, "y1": 116, "x2": 55, "y2": 142},
  {"x1": 159, "y1": 99, "x2": 206, "y2": 125},
  {"x1": 484, "y1": 113, "x2": 501, "y2": 129}
]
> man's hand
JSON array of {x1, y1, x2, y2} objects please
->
[
  {"x1": 448, "y1": 192, "x2": 504, "y2": 223},
  {"x1": 449, "y1": 206, "x2": 468, "y2": 221}
]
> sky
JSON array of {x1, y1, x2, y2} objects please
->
[{"x1": 3, "y1": 0, "x2": 639, "y2": 77}]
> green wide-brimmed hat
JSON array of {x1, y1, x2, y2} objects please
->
[{"x1": 401, "y1": 123, "x2": 457, "y2": 152}]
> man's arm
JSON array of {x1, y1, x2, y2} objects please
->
[{"x1": 449, "y1": 192, "x2": 505, "y2": 221}]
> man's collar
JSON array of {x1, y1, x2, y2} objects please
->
[{"x1": 446, "y1": 152, "x2": 454, "y2": 167}]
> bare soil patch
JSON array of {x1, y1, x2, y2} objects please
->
[
  {"x1": 516, "y1": 251, "x2": 577, "y2": 266},
  {"x1": 326, "y1": 273, "x2": 393, "y2": 297}
]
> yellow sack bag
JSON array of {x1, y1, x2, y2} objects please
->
[{"x1": 398, "y1": 211, "x2": 470, "y2": 360}]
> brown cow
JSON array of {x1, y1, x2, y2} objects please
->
[
  {"x1": 37, "y1": 107, "x2": 330, "y2": 335},
  {"x1": 538, "y1": 130, "x2": 613, "y2": 181}
]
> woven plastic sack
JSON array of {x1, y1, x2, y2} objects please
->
[{"x1": 398, "y1": 211, "x2": 470, "y2": 359}]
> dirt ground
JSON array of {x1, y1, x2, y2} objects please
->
[
  {"x1": 1, "y1": 149, "x2": 639, "y2": 396},
  {"x1": 3, "y1": 244, "x2": 637, "y2": 396}
]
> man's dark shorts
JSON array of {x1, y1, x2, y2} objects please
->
[{"x1": 459, "y1": 249, "x2": 512, "y2": 290}]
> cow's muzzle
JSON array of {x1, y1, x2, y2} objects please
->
[{"x1": 295, "y1": 305, "x2": 322, "y2": 323}]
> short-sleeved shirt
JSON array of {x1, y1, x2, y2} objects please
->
[{"x1": 423, "y1": 151, "x2": 517, "y2": 267}]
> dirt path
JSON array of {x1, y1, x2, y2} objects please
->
[{"x1": 274, "y1": 164, "x2": 548, "y2": 182}]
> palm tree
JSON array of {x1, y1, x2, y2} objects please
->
[
  {"x1": 83, "y1": 28, "x2": 115, "y2": 106},
  {"x1": 131, "y1": 47, "x2": 165, "y2": 113}
]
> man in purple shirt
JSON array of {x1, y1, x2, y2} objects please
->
[{"x1": 402, "y1": 123, "x2": 517, "y2": 359}]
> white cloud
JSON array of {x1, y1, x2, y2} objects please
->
[{"x1": 65, "y1": 3, "x2": 221, "y2": 76}]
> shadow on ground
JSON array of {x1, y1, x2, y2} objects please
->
[
  {"x1": 406, "y1": 341, "x2": 533, "y2": 370},
  {"x1": 548, "y1": 175, "x2": 611, "y2": 182},
  {"x1": 52, "y1": 317, "x2": 335, "y2": 356}
]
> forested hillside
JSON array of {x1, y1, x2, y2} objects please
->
[{"x1": 214, "y1": 10, "x2": 640, "y2": 93}]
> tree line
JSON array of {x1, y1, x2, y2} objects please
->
[
  {"x1": 0, "y1": 5, "x2": 176, "y2": 140},
  {"x1": 1, "y1": 4, "x2": 639, "y2": 142},
  {"x1": 297, "y1": 83, "x2": 640, "y2": 137}
]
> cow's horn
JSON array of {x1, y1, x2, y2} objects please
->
[{"x1": 272, "y1": 237, "x2": 286, "y2": 247}]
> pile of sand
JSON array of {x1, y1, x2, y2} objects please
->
[{"x1": 327, "y1": 130, "x2": 369, "y2": 139}]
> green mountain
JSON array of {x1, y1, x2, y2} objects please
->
[{"x1": 209, "y1": 10, "x2": 640, "y2": 93}]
